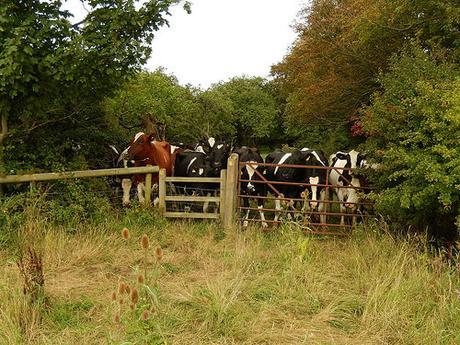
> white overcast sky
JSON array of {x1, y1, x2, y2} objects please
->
[{"x1": 63, "y1": 0, "x2": 305, "y2": 89}]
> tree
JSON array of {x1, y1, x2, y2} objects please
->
[
  {"x1": 362, "y1": 44, "x2": 460, "y2": 241},
  {"x1": 0, "y1": 0, "x2": 187, "y2": 171},
  {"x1": 103, "y1": 70, "x2": 202, "y2": 143},
  {"x1": 209, "y1": 77, "x2": 280, "y2": 145},
  {"x1": 272, "y1": 0, "x2": 460, "y2": 146}
]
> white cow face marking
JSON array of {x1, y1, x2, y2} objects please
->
[
  {"x1": 217, "y1": 144, "x2": 223, "y2": 149},
  {"x1": 199, "y1": 168, "x2": 204, "y2": 176},
  {"x1": 187, "y1": 157, "x2": 198, "y2": 174},
  {"x1": 308, "y1": 176, "x2": 319, "y2": 209},
  {"x1": 208, "y1": 137, "x2": 216, "y2": 148},
  {"x1": 246, "y1": 162, "x2": 257, "y2": 191},
  {"x1": 133, "y1": 132, "x2": 144, "y2": 142}
]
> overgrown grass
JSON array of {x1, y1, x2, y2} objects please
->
[{"x1": 0, "y1": 207, "x2": 458, "y2": 344}]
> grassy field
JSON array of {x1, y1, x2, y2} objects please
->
[{"x1": 0, "y1": 209, "x2": 459, "y2": 344}]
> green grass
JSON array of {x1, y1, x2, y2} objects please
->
[{"x1": 0, "y1": 209, "x2": 459, "y2": 344}]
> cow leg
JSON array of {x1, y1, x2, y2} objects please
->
[
  {"x1": 242, "y1": 197, "x2": 250, "y2": 227},
  {"x1": 121, "y1": 178, "x2": 132, "y2": 207},
  {"x1": 339, "y1": 204, "x2": 346, "y2": 226},
  {"x1": 286, "y1": 199, "x2": 296, "y2": 221},
  {"x1": 274, "y1": 197, "x2": 282, "y2": 222},
  {"x1": 137, "y1": 182, "x2": 145, "y2": 204},
  {"x1": 257, "y1": 198, "x2": 268, "y2": 228},
  {"x1": 203, "y1": 192, "x2": 211, "y2": 213},
  {"x1": 214, "y1": 189, "x2": 219, "y2": 214},
  {"x1": 319, "y1": 189, "x2": 327, "y2": 225}
]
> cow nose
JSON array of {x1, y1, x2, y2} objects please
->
[
  {"x1": 345, "y1": 203, "x2": 354, "y2": 209},
  {"x1": 247, "y1": 183, "x2": 255, "y2": 192},
  {"x1": 309, "y1": 201, "x2": 318, "y2": 209}
]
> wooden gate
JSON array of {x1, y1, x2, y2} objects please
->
[{"x1": 157, "y1": 154, "x2": 239, "y2": 226}]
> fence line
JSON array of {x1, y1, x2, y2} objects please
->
[{"x1": 0, "y1": 166, "x2": 159, "y2": 207}]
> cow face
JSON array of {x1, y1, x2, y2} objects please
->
[
  {"x1": 236, "y1": 147, "x2": 264, "y2": 196},
  {"x1": 126, "y1": 132, "x2": 155, "y2": 161},
  {"x1": 300, "y1": 151, "x2": 328, "y2": 210},
  {"x1": 209, "y1": 141, "x2": 230, "y2": 175}
]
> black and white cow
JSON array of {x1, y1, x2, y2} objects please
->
[
  {"x1": 174, "y1": 151, "x2": 212, "y2": 193},
  {"x1": 173, "y1": 150, "x2": 216, "y2": 212},
  {"x1": 265, "y1": 149, "x2": 329, "y2": 223},
  {"x1": 328, "y1": 150, "x2": 367, "y2": 225},
  {"x1": 265, "y1": 150, "x2": 308, "y2": 222},
  {"x1": 106, "y1": 145, "x2": 138, "y2": 207},
  {"x1": 194, "y1": 137, "x2": 231, "y2": 176},
  {"x1": 300, "y1": 148, "x2": 329, "y2": 224},
  {"x1": 234, "y1": 147, "x2": 268, "y2": 227}
]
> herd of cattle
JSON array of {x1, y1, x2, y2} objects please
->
[{"x1": 108, "y1": 132, "x2": 375, "y2": 227}]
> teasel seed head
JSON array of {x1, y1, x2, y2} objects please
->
[
  {"x1": 137, "y1": 274, "x2": 145, "y2": 284},
  {"x1": 141, "y1": 234, "x2": 150, "y2": 249},
  {"x1": 155, "y1": 246, "x2": 163, "y2": 261},
  {"x1": 130, "y1": 303, "x2": 135, "y2": 310},
  {"x1": 118, "y1": 282, "x2": 126, "y2": 295},
  {"x1": 122, "y1": 227, "x2": 129, "y2": 240},
  {"x1": 131, "y1": 288, "x2": 139, "y2": 304},
  {"x1": 114, "y1": 313, "x2": 120, "y2": 323},
  {"x1": 142, "y1": 309, "x2": 149, "y2": 321},
  {"x1": 111, "y1": 291, "x2": 117, "y2": 301}
]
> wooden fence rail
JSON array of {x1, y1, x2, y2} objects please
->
[{"x1": 0, "y1": 166, "x2": 159, "y2": 206}]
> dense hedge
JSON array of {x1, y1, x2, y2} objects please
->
[{"x1": 363, "y1": 45, "x2": 460, "y2": 241}]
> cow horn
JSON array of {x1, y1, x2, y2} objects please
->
[{"x1": 117, "y1": 147, "x2": 129, "y2": 166}]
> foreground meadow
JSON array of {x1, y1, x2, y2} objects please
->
[{"x1": 0, "y1": 209, "x2": 459, "y2": 344}]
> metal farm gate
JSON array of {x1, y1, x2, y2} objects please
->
[{"x1": 236, "y1": 161, "x2": 374, "y2": 235}]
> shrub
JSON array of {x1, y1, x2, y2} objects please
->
[{"x1": 362, "y1": 44, "x2": 460, "y2": 242}]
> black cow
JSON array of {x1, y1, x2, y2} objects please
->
[{"x1": 234, "y1": 147, "x2": 268, "y2": 227}]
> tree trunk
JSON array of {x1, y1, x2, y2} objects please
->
[
  {"x1": 0, "y1": 112, "x2": 7, "y2": 147},
  {"x1": 0, "y1": 112, "x2": 7, "y2": 196}
]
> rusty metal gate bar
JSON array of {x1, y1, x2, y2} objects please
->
[{"x1": 237, "y1": 161, "x2": 374, "y2": 234}]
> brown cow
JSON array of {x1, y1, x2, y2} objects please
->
[{"x1": 118, "y1": 132, "x2": 173, "y2": 206}]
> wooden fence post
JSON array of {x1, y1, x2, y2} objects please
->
[
  {"x1": 223, "y1": 153, "x2": 238, "y2": 229},
  {"x1": 158, "y1": 168, "x2": 166, "y2": 214},
  {"x1": 219, "y1": 169, "x2": 227, "y2": 221},
  {"x1": 144, "y1": 165, "x2": 152, "y2": 207}
]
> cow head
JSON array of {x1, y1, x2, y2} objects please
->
[
  {"x1": 300, "y1": 151, "x2": 328, "y2": 210},
  {"x1": 125, "y1": 132, "x2": 155, "y2": 161},
  {"x1": 209, "y1": 141, "x2": 230, "y2": 175},
  {"x1": 237, "y1": 147, "x2": 263, "y2": 195}
]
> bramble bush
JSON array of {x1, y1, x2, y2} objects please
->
[{"x1": 362, "y1": 44, "x2": 460, "y2": 242}]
